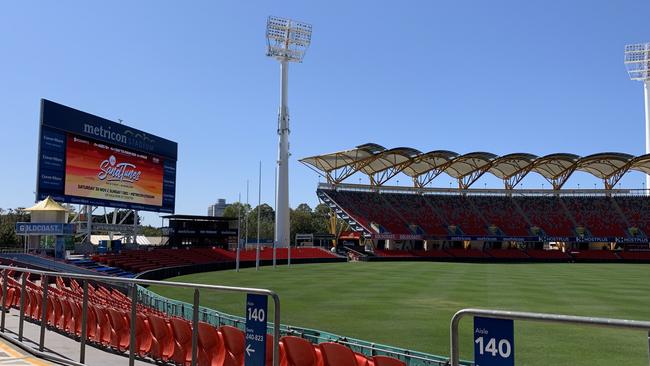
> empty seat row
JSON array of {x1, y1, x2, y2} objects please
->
[
  {"x1": 322, "y1": 188, "x2": 649, "y2": 238},
  {"x1": 1, "y1": 272, "x2": 405, "y2": 366}
]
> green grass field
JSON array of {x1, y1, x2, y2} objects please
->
[{"x1": 149, "y1": 262, "x2": 650, "y2": 365}]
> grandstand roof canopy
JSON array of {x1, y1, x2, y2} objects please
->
[{"x1": 299, "y1": 145, "x2": 649, "y2": 190}]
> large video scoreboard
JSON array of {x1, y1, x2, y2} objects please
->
[{"x1": 36, "y1": 99, "x2": 177, "y2": 213}]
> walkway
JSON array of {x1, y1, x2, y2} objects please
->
[{"x1": 1, "y1": 309, "x2": 151, "y2": 366}]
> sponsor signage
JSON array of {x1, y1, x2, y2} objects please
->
[
  {"x1": 164, "y1": 228, "x2": 239, "y2": 236},
  {"x1": 370, "y1": 233, "x2": 632, "y2": 243},
  {"x1": 37, "y1": 99, "x2": 177, "y2": 213},
  {"x1": 616, "y1": 237, "x2": 649, "y2": 244},
  {"x1": 15, "y1": 222, "x2": 75, "y2": 235},
  {"x1": 474, "y1": 316, "x2": 514, "y2": 366},
  {"x1": 91, "y1": 223, "x2": 137, "y2": 232},
  {"x1": 372, "y1": 233, "x2": 424, "y2": 240},
  {"x1": 244, "y1": 294, "x2": 268, "y2": 366}
]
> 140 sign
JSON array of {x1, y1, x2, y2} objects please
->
[
  {"x1": 473, "y1": 317, "x2": 514, "y2": 366},
  {"x1": 245, "y1": 294, "x2": 268, "y2": 366}
]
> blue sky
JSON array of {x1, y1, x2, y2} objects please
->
[{"x1": 1, "y1": 1, "x2": 649, "y2": 225}]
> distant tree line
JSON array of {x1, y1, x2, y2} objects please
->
[
  {"x1": 0, "y1": 208, "x2": 29, "y2": 246},
  {"x1": 222, "y1": 202, "x2": 344, "y2": 242}
]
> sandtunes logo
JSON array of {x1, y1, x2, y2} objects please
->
[{"x1": 98, "y1": 155, "x2": 142, "y2": 183}]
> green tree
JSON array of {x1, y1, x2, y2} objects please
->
[
  {"x1": 0, "y1": 208, "x2": 30, "y2": 246},
  {"x1": 141, "y1": 225, "x2": 162, "y2": 236},
  {"x1": 290, "y1": 203, "x2": 314, "y2": 241},
  {"x1": 312, "y1": 203, "x2": 331, "y2": 234},
  {"x1": 223, "y1": 202, "x2": 251, "y2": 219},
  {"x1": 246, "y1": 204, "x2": 275, "y2": 240}
]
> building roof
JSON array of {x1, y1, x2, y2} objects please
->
[
  {"x1": 23, "y1": 196, "x2": 68, "y2": 212},
  {"x1": 300, "y1": 145, "x2": 648, "y2": 189}
]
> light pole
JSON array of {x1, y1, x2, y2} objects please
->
[
  {"x1": 625, "y1": 42, "x2": 650, "y2": 193},
  {"x1": 266, "y1": 16, "x2": 312, "y2": 248}
]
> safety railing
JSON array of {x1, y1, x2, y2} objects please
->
[
  {"x1": 138, "y1": 285, "x2": 457, "y2": 366},
  {"x1": 450, "y1": 308, "x2": 650, "y2": 366},
  {"x1": 0, "y1": 264, "x2": 282, "y2": 366}
]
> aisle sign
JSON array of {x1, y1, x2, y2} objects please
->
[
  {"x1": 474, "y1": 316, "x2": 514, "y2": 366},
  {"x1": 245, "y1": 294, "x2": 268, "y2": 366}
]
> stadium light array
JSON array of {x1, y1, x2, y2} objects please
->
[
  {"x1": 266, "y1": 16, "x2": 312, "y2": 62},
  {"x1": 624, "y1": 43, "x2": 650, "y2": 193},
  {"x1": 266, "y1": 16, "x2": 312, "y2": 248}
]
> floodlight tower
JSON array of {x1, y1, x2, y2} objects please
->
[
  {"x1": 266, "y1": 16, "x2": 312, "y2": 247},
  {"x1": 625, "y1": 43, "x2": 650, "y2": 193}
]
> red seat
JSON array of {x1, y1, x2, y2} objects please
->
[
  {"x1": 220, "y1": 325, "x2": 245, "y2": 365},
  {"x1": 197, "y1": 322, "x2": 227, "y2": 366},
  {"x1": 94, "y1": 306, "x2": 112, "y2": 346},
  {"x1": 281, "y1": 336, "x2": 321, "y2": 366},
  {"x1": 1, "y1": 287, "x2": 15, "y2": 310},
  {"x1": 51, "y1": 297, "x2": 64, "y2": 329},
  {"x1": 170, "y1": 318, "x2": 193, "y2": 365},
  {"x1": 68, "y1": 300, "x2": 82, "y2": 336},
  {"x1": 107, "y1": 308, "x2": 130, "y2": 351},
  {"x1": 78, "y1": 302, "x2": 97, "y2": 340},
  {"x1": 147, "y1": 314, "x2": 175, "y2": 362},
  {"x1": 354, "y1": 352, "x2": 370, "y2": 366},
  {"x1": 32, "y1": 290, "x2": 43, "y2": 321},
  {"x1": 44, "y1": 296, "x2": 55, "y2": 325},
  {"x1": 123, "y1": 312, "x2": 153, "y2": 356},
  {"x1": 372, "y1": 355, "x2": 406, "y2": 366},
  {"x1": 266, "y1": 335, "x2": 280, "y2": 366},
  {"x1": 26, "y1": 289, "x2": 37, "y2": 319},
  {"x1": 57, "y1": 298, "x2": 74, "y2": 332},
  {"x1": 318, "y1": 342, "x2": 359, "y2": 366}
]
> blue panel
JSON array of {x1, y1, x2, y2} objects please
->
[
  {"x1": 36, "y1": 100, "x2": 178, "y2": 213},
  {"x1": 245, "y1": 294, "x2": 268, "y2": 366},
  {"x1": 474, "y1": 316, "x2": 514, "y2": 366},
  {"x1": 15, "y1": 223, "x2": 75, "y2": 235},
  {"x1": 41, "y1": 99, "x2": 177, "y2": 159}
]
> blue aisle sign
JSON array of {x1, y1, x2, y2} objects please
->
[
  {"x1": 245, "y1": 294, "x2": 268, "y2": 366},
  {"x1": 474, "y1": 317, "x2": 514, "y2": 366}
]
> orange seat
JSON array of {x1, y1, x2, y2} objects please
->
[
  {"x1": 107, "y1": 308, "x2": 130, "y2": 351},
  {"x1": 353, "y1": 352, "x2": 370, "y2": 366},
  {"x1": 170, "y1": 318, "x2": 193, "y2": 365},
  {"x1": 51, "y1": 297, "x2": 64, "y2": 329},
  {"x1": 1, "y1": 287, "x2": 15, "y2": 310},
  {"x1": 79, "y1": 302, "x2": 97, "y2": 340},
  {"x1": 45, "y1": 296, "x2": 55, "y2": 325},
  {"x1": 266, "y1": 335, "x2": 283, "y2": 366},
  {"x1": 60, "y1": 298, "x2": 74, "y2": 332},
  {"x1": 125, "y1": 312, "x2": 153, "y2": 356},
  {"x1": 34, "y1": 291, "x2": 44, "y2": 321},
  {"x1": 281, "y1": 336, "x2": 321, "y2": 366},
  {"x1": 197, "y1": 322, "x2": 227, "y2": 366},
  {"x1": 92, "y1": 305, "x2": 112, "y2": 346},
  {"x1": 319, "y1": 342, "x2": 359, "y2": 366},
  {"x1": 11, "y1": 287, "x2": 20, "y2": 307},
  {"x1": 220, "y1": 325, "x2": 245, "y2": 365},
  {"x1": 25, "y1": 289, "x2": 36, "y2": 319},
  {"x1": 68, "y1": 300, "x2": 83, "y2": 336},
  {"x1": 147, "y1": 314, "x2": 175, "y2": 362},
  {"x1": 372, "y1": 356, "x2": 406, "y2": 366}
]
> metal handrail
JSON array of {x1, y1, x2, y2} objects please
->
[
  {"x1": 450, "y1": 308, "x2": 650, "y2": 366},
  {"x1": 137, "y1": 285, "x2": 459, "y2": 366},
  {"x1": 0, "y1": 264, "x2": 282, "y2": 366}
]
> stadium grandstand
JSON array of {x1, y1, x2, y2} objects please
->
[{"x1": 300, "y1": 144, "x2": 650, "y2": 261}]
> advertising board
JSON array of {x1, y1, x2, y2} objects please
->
[{"x1": 36, "y1": 99, "x2": 177, "y2": 213}]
